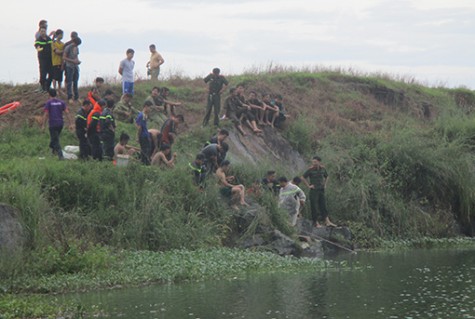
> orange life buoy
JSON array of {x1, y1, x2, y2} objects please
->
[{"x1": 0, "y1": 101, "x2": 21, "y2": 115}]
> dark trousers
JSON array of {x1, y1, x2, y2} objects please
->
[
  {"x1": 101, "y1": 131, "x2": 115, "y2": 160},
  {"x1": 88, "y1": 133, "x2": 102, "y2": 161},
  {"x1": 65, "y1": 65, "x2": 79, "y2": 100},
  {"x1": 49, "y1": 126, "x2": 63, "y2": 159},
  {"x1": 139, "y1": 136, "x2": 151, "y2": 165},
  {"x1": 309, "y1": 189, "x2": 328, "y2": 223},
  {"x1": 202, "y1": 94, "x2": 221, "y2": 126},
  {"x1": 39, "y1": 57, "x2": 53, "y2": 91},
  {"x1": 77, "y1": 132, "x2": 91, "y2": 160}
]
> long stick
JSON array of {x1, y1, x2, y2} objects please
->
[{"x1": 300, "y1": 230, "x2": 357, "y2": 254}]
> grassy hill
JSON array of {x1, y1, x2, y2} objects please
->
[{"x1": 1, "y1": 69, "x2": 475, "y2": 258}]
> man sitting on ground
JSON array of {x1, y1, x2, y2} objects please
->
[
  {"x1": 224, "y1": 87, "x2": 262, "y2": 136},
  {"x1": 160, "y1": 87, "x2": 182, "y2": 116},
  {"x1": 145, "y1": 86, "x2": 167, "y2": 127},
  {"x1": 114, "y1": 132, "x2": 139, "y2": 160},
  {"x1": 115, "y1": 93, "x2": 137, "y2": 123},
  {"x1": 216, "y1": 160, "x2": 248, "y2": 208},
  {"x1": 151, "y1": 144, "x2": 176, "y2": 168}
]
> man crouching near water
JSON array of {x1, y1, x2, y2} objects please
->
[{"x1": 216, "y1": 160, "x2": 248, "y2": 208}]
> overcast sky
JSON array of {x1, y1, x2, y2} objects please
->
[{"x1": 2, "y1": 0, "x2": 474, "y2": 88}]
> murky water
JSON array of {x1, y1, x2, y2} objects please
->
[{"x1": 61, "y1": 249, "x2": 475, "y2": 318}]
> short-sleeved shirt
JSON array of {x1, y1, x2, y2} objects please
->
[
  {"x1": 136, "y1": 112, "x2": 150, "y2": 139},
  {"x1": 120, "y1": 58, "x2": 135, "y2": 82},
  {"x1": 51, "y1": 40, "x2": 64, "y2": 66},
  {"x1": 63, "y1": 44, "x2": 79, "y2": 68},
  {"x1": 303, "y1": 167, "x2": 328, "y2": 190},
  {"x1": 149, "y1": 51, "x2": 163, "y2": 69},
  {"x1": 201, "y1": 144, "x2": 219, "y2": 160},
  {"x1": 44, "y1": 98, "x2": 67, "y2": 127},
  {"x1": 204, "y1": 74, "x2": 228, "y2": 94}
]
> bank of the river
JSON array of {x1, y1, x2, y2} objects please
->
[
  {"x1": 3, "y1": 239, "x2": 475, "y2": 319},
  {"x1": 0, "y1": 248, "x2": 335, "y2": 318}
]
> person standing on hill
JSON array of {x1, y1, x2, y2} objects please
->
[
  {"x1": 119, "y1": 49, "x2": 135, "y2": 96},
  {"x1": 147, "y1": 44, "x2": 164, "y2": 81},
  {"x1": 63, "y1": 37, "x2": 82, "y2": 104},
  {"x1": 42, "y1": 89, "x2": 72, "y2": 160},
  {"x1": 203, "y1": 68, "x2": 228, "y2": 127},
  {"x1": 101, "y1": 99, "x2": 116, "y2": 161},
  {"x1": 51, "y1": 29, "x2": 65, "y2": 94},
  {"x1": 34, "y1": 27, "x2": 53, "y2": 93},
  {"x1": 301, "y1": 156, "x2": 337, "y2": 228},
  {"x1": 75, "y1": 99, "x2": 93, "y2": 160},
  {"x1": 87, "y1": 99, "x2": 105, "y2": 161},
  {"x1": 135, "y1": 101, "x2": 153, "y2": 165}
]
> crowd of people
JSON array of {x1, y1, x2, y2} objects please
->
[{"x1": 37, "y1": 19, "x2": 335, "y2": 228}]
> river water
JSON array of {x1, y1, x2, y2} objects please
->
[{"x1": 62, "y1": 249, "x2": 475, "y2": 318}]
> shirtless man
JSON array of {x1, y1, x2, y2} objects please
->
[
  {"x1": 216, "y1": 160, "x2": 248, "y2": 207},
  {"x1": 151, "y1": 144, "x2": 176, "y2": 168},
  {"x1": 113, "y1": 132, "x2": 139, "y2": 160},
  {"x1": 148, "y1": 128, "x2": 161, "y2": 157}
]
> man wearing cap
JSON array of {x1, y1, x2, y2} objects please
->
[{"x1": 202, "y1": 68, "x2": 228, "y2": 127}]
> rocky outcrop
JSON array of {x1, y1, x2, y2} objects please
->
[
  {"x1": 226, "y1": 126, "x2": 306, "y2": 174},
  {"x1": 0, "y1": 203, "x2": 24, "y2": 252},
  {"x1": 233, "y1": 204, "x2": 353, "y2": 258}
]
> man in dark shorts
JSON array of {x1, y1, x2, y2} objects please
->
[
  {"x1": 224, "y1": 87, "x2": 262, "y2": 135},
  {"x1": 216, "y1": 160, "x2": 248, "y2": 207},
  {"x1": 42, "y1": 89, "x2": 73, "y2": 160},
  {"x1": 301, "y1": 156, "x2": 337, "y2": 228},
  {"x1": 203, "y1": 68, "x2": 228, "y2": 127}
]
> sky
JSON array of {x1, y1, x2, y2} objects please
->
[{"x1": 2, "y1": 0, "x2": 474, "y2": 88}]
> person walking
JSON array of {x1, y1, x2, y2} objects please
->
[
  {"x1": 42, "y1": 89, "x2": 72, "y2": 160},
  {"x1": 147, "y1": 44, "x2": 164, "y2": 81},
  {"x1": 119, "y1": 49, "x2": 135, "y2": 96},
  {"x1": 202, "y1": 68, "x2": 228, "y2": 127}
]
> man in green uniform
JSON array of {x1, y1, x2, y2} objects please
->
[
  {"x1": 301, "y1": 156, "x2": 337, "y2": 228},
  {"x1": 203, "y1": 67, "x2": 228, "y2": 127}
]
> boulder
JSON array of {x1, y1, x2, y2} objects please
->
[{"x1": 0, "y1": 203, "x2": 24, "y2": 252}]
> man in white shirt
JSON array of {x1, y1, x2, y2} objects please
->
[{"x1": 118, "y1": 48, "x2": 135, "y2": 96}]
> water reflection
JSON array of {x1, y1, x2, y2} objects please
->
[{"x1": 62, "y1": 249, "x2": 475, "y2": 319}]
